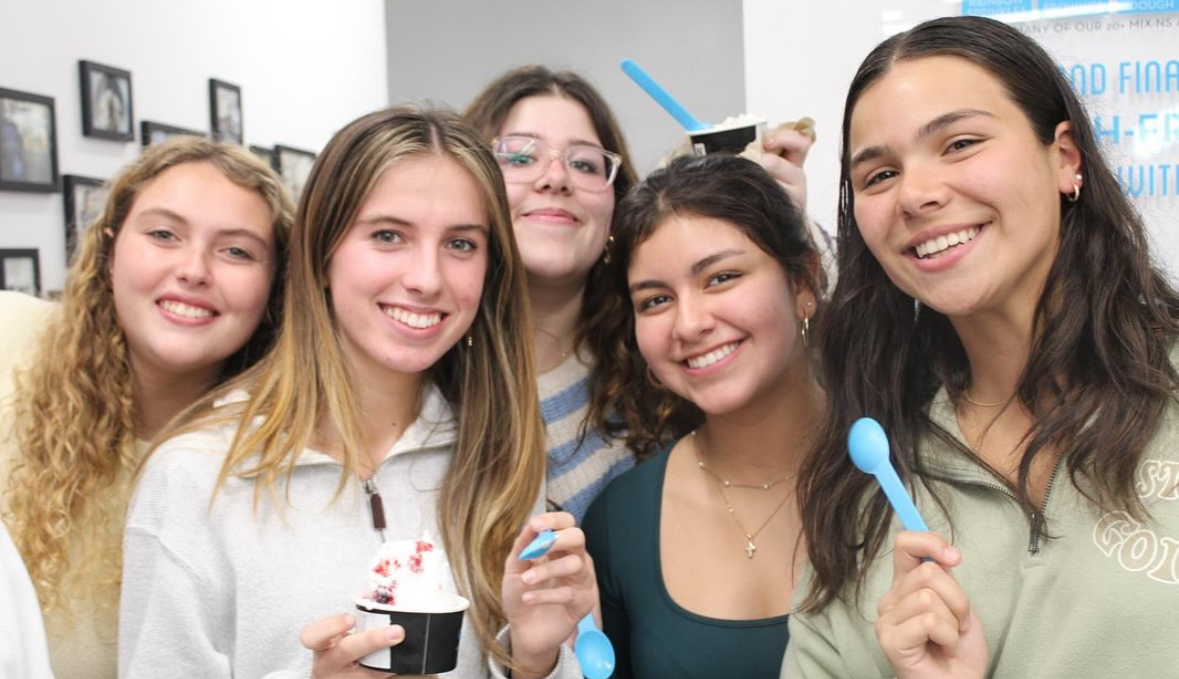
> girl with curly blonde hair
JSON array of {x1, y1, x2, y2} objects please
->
[{"x1": 0, "y1": 136, "x2": 292, "y2": 679}]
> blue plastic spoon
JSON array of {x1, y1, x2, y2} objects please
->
[
  {"x1": 848, "y1": 417, "x2": 929, "y2": 532},
  {"x1": 519, "y1": 529, "x2": 616, "y2": 678},
  {"x1": 620, "y1": 58, "x2": 709, "y2": 132}
]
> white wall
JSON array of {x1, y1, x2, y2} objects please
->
[
  {"x1": 743, "y1": 0, "x2": 893, "y2": 234},
  {"x1": 384, "y1": 0, "x2": 747, "y2": 178},
  {"x1": 745, "y1": 0, "x2": 982, "y2": 232},
  {"x1": 0, "y1": 0, "x2": 389, "y2": 293}
]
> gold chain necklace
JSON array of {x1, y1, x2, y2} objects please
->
[
  {"x1": 963, "y1": 391, "x2": 1009, "y2": 407},
  {"x1": 536, "y1": 327, "x2": 571, "y2": 362},
  {"x1": 692, "y1": 431, "x2": 795, "y2": 559}
]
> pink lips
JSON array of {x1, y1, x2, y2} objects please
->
[
  {"x1": 156, "y1": 295, "x2": 219, "y2": 326},
  {"x1": 523, "y1": 207, "x2": 579, "y2": 224},
  {"x1": 680, "y1": 340, "x2": 744, "y2": 377},
  {"x1": 907, "y1": 224, "x2": 987, "y2": 273}
]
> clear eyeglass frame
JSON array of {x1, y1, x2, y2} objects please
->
[{"x1": 492, "y1": 135, "x2": 622, "y2": 192}]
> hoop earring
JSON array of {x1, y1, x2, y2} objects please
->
[
  {"x1": 801, "y1": 315, "x2": 811, "y2": 348},
  {"x1": 645, "y1": 364, "x2": 664, "y2": 389},
  {"x1": 913, "y1": 299, "x2": 922, "y2": 323},
  {"x1": 1067, "y1": 173, "x2": 1082, "y2": 203},
  {"x1": 603, "y1": 234, "x2": 615, "y2": 264}
]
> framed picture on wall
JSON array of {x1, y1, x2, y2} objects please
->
[
  {"x1": 62, "y1": 174, "x2": 109, "y2": 262},
  {"x1": 249, "y1": 144, "x2": 276, "y2": 170},
  {"x1": 0, "y1": 88, "x2": 59, "y2": 192},
  {"x1": 140, "y1": 120, "x2": 204, "y2": 148},
  {"x1": 0, "y1": 249, "x2": 41, "y2": 296},
  {"x1": 79, "y1": 60, "x2": 134, "y2": 141},
  {"x1": 209, "y1": 79, "x2": 243, "y2": 145},
  {"x1": 274, "y1": 144, "x2": 316, "y2": 202}
]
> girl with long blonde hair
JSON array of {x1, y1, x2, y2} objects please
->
[
  {"x1": 120, "y1": 105, "x2": 597, "y2": 679},
  {"x1": 1, "y1": 136, "x2": 292, "y2": 679}
]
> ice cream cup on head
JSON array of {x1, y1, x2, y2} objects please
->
[
  {"x1": 688, "y1": 114, "x2": 766, "y2": 155},
  {"x1": 354, "y1": 532, "x2": 470, "y2": 674}
]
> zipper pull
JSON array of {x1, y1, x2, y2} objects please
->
[
  {"x1": 363, "y1": 478, "x2": 387, "y2": 542},
  {"x1": 1028, "y1": 511, "x2": 1042, "y2": 554}
]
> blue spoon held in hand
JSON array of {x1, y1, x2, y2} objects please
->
[
  {"x1": 848, "y1": 418, "x2": 930, "y2": 532},
  {"x1": 520, "y1": 529, "x2": 616, "y2": 679}
]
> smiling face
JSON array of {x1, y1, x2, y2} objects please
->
[
  {"x1": 109, "y1": 161, "x2": 276, "y2": 382},
  {"x1": 848, "y1": 55, "x2": 1080, "y2": 320},
  {"x1": 326, "y1": 154, "x2": 488, "y2": 384},
  {"x1": 498, "y1": 95, "x2": 616, "y2": 288},
  {"x1": 628, "y1": 214, "x2": 813, "y2": 416}
]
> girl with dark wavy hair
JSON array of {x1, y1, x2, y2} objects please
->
[
  {"x1": 583, "y1": 154, "x2": 823, "y2": 678},
  {"x1": 786, "y1": 15, "x2": 1179, "y2": 679}
]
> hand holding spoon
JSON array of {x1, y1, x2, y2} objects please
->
[{"x1": 519, "y1": 529, "x2": 615, "y2": 679}]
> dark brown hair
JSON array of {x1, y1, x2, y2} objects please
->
[
  {"x1": 464, "y1": 66, "x2": 638, "y2": 442},
  {"x1": 590, "y1": 153, "x2": 822, "y2": 455},
  {"x1": 799, "y1": 15, "x2": 1179, "y2": 612}
]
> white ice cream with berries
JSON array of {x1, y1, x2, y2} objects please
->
[{"x1": 357, "y1": 532, "x2": 466, "y2": 612}]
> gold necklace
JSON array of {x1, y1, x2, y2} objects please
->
[
  {"x1": 963, "y1": 391, "x2": 1009, "y2": 408},
  {"x1": 693, "y1": 431, "x2": 795, "y2": 559},
  {"x1": 536, "y1": 327, "x2": 571, "y2": 362},
  {"x1": 718, "y1": 483, "x2": 793, "y2": 559},
  {"x1": 692, "y1": 431, "x2": 793, "y2": 490}
]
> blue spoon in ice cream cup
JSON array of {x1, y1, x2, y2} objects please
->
[
  {"x1": 848, "y1": 418, "x2": 930, "y2": 533},
  {"x1": 520, "y1": 529, "x2": 616, "y2": 679}
]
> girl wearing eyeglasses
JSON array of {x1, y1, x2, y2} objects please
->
[{"x1": 465, "y1": 68, "x2": 641, "y2": 522}]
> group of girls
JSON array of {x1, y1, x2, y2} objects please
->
[{"x1": 3, "y1": 14, "x2": 1178, "y2": 679}]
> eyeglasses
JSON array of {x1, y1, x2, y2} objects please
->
[{"x1": 493, "y1": 135, "x2": 622, "y2": 192}]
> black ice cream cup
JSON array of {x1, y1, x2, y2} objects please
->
[{"x1": 354, "y1": 596, "x2": 470, "y2": 674}]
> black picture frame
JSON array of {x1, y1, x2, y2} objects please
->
[
  {"x1": 274, "y1": 144, "x2": 316, "y2": 201},
  {"x1": 62, "y1": 174, "x2": 108, "y2": 262},
  {"x1": 209, "y1": 79, "x2": 243, "y2": 145},
  {"x1": 249, "y1": 144, "x2": 276, "y2": 170},
  {"x1": 140, "y1": 120, "x2": 204, "y2": 148},
  {"x1": 0, "y1": 87, "x2": 59, "y2": 193},
  {"x1": 79, "y1": 60, "x2": 134, "y2": 141},
  {"x1": 0, "y1": 249, "x2": 42, "y2": 296}
]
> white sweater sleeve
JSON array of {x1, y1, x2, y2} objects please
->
[
  {"x1": 486, "y1": 626, "x2": 582, "y2": 679},
  {"x1": 119, "y1": 448, "x2": 236, "y2": 679},
  {"x1": 0, "y1": 522, "x2": 55, "y2": 679}
]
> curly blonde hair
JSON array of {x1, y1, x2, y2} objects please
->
[{"x1": 3, "y1": 137, "x2": 293, "y2": 616}]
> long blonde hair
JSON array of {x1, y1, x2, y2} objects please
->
[
  {"x1": 157, "y1": 106, "x2": 545, "y2": 665},
  {"x1": 4, "y1": 137, "x2": 293, "y2": 615}
]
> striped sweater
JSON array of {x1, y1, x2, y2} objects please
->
[{"x1": 538, "y1": 354, "x2": 635, "y2": 523}]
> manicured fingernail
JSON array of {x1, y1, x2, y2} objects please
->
[
  {"x1": 521, "y1": 570, "x2": 537, "y2": 585},
  {"x1": 522, "y1": 592, "x2": 536, "y2": 604},
  {"x1": 945, "y1": 546, "x2": 961, "y2": 561}
]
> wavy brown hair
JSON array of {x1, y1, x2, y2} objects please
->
[
  {"x1": 4, "y1": 137, "x2": 293, "y2": 615},
  {"x1": 798, "y1": 15, "x2": 1179, "y2": 613},
  {"x1": 153, "y1": 106, "x2": 545, "y2": 667},
  {"x1": 464, "y1": 65, "x2": 638, "y2": 442},
  {"x1": 590, "y1": 154, "x2": 822, "y2": 456}
]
